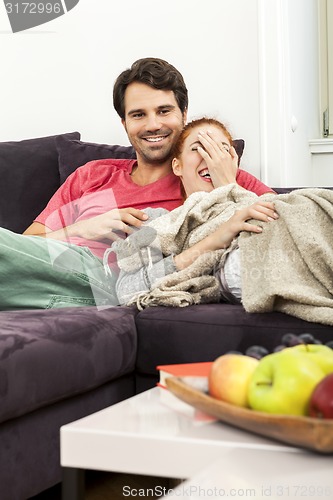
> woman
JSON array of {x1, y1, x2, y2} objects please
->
[
  {"x1": 113, "y1": 118, "x2": 279, "y2": 306},
  {"x1": 113, "y1": 117, "x2": 333, "y2": 327}
]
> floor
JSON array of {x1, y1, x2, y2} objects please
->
[{"x1": 30, "y1": 471, "x2": 171, "y2": 500}]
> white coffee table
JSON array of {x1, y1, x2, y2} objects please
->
[
  {"x1": 60, "y1": 387, "x2": 333, "y2": 499},
  {"x1": 162, "y1": 451, "x2": 333, "y2": 500}
]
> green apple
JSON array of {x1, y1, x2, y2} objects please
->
[
  {"x1": 248, "y1": 350, "x2": 326, "y2": 416},
  {"x1": 288, "y1": 344, "x2": 333, "y2": 375},
  {"x1": 208, "y1": 354, "x2": 259, "y2": 407}
]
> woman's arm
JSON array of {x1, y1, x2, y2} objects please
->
[
  {"x1": 196, "y1": 130, "x2": 239, "y2": 187},
  {"x1": 173, "y1": 200, "x2": 278, "y2": 270},
  {"x1": 196, "y1": 131, "x2": 275, "y2": 195}
]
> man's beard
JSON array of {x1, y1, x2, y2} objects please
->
[{"x1": 139, "y1": 143, "x2": 174, "y2": 165}]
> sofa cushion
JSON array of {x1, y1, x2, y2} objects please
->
[
  {"x1": 0, "y1": 132, "x2": 80, "y2": 233},
  {"x1": 56, "y1": 135, "x2": 137, "y2": 183},
  {"x1": 233, "y1": 139, "x2": 245, "y2": 165},
  {"x1": 135, "y1": 303, "x2": 333, "y2": 377},
  {"x1": 0, "y1": 306, "x2": 138, "y2": 424},
  {"x1": 56, "y1": 135, "x2": 246, "y2": 184}
]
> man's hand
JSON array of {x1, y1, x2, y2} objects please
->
[
  {"x1": 196, "y1": 130, "x2": 238, "y2": 188},
  {"x1": 23, "y1": 208, "x2": 149, "y2": 242},
  {"x1": 71, "y1": 208, "x2": 148, "y2": 241}
]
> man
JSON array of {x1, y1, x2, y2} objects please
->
[
  {"x1": 0, "y1": 58, "x2": 272, "y2": 310},
  {"x1": 24, "y1": 58, "x2": 189, "y2": 249}
]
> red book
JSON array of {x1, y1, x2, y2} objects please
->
[{"x1": 156, "y1": 361, "x2": 213, "y2": 389}]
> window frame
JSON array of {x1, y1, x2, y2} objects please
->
[{"x1": 319, "y1": 0, "x2": 333, "y2": 137}]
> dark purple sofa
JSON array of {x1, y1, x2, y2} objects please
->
[{"x1": 0, "y1": 133, "x2": 332, "y2": 499}]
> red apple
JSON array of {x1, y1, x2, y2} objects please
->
[{"x1": 308, "y1": 373, "x2": 333, "y2": 419}]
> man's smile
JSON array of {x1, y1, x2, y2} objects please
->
[{"x1": 143, "y1": 135, "x2": 168, "y2": 143}]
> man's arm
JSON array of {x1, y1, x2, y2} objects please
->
[
  {"x1": 23, "y1": 208, "x2": 149, "y2": 241},
  {"x1": 23, "y1": 222, "x2": 47, "y2": 236},
  {"x1": 23, "y1": 221, "x2": 83, "y2": 241},
  {"x1": 236, "y1": 169, "x2": 275, "y2": 196}
]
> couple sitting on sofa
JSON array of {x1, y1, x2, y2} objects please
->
[
  {"x1": 1, "y1": 57, "x2": 332, "y2": 326},
  {"x1": 0, "y1": 57, "x2": 273, "y2": 311}
]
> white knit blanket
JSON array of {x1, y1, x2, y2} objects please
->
[
  {"x1": 239, "y1": 187, "x2": 333, "y2": 325},
  {"x1": 113, "y1": 185, "x2": 333, "y2": 325},
  {"x1": 112, "y1": 184, "x2": 259, "y2": 308}
]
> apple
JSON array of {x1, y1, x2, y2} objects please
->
[
  {"x1": 248, "y1": 349, "x2": 326, "y2": 416},
  {"x1": 208, "y1": 354, "x2": 259, "y2": 407},
  {"x1": 288, "y1": 344, "x2": 333, "y2": 374},
  {"x1": 308, "y1": 373, "x2": 333, "y2": 419}
]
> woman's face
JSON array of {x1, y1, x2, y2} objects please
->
[{"x1": 172, "y1": 124, "x2": 231, "y2": 197}]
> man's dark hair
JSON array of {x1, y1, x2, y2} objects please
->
[{"x1": 113, "y1": 57, "x2": 188, "y2": 119}]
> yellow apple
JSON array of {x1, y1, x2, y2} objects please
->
[
  {"x1": 287, "y1": 344, "x2": 333, "y2": 375},
  {"x1": 208, "y1": 354, "x2": 259, "y2": 407}
]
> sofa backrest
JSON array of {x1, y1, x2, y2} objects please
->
[
  {"x1": 0, "y1": 133, "x2": 136, "y2": 233},
  {"x1": 3, "y1": 132, "x2": 327, "y2": 234},
  {"x1": 0, "y1": 132, "x2": 80, "y2": 233},
  {"x1": 0, "y1": 133, "x2": 247, "y2": 234}
]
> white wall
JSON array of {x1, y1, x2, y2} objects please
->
[
  {"x1": 258, "y1": 0, "x2": 321, "y2": 187},
  {"x1": 0, "y1": 0, "x2": 326, "y2": 186},
  {"x1": 0, "y1": 0, "x2": 261, "y2": 178}
]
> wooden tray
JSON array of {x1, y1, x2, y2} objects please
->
[{"x1": 165, "y1": 376, "x2": 333, "y2": 454}]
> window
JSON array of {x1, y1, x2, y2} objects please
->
[{"x1": 319, "y1": 0, "x2": 333, "y2": 137}]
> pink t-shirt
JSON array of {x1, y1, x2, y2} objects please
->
[
  {"x1": 36, "y1": 159, "x2": 182, "y2": 260},
  {"x1": 236, "y1": 169, "x2": 275, "y2": 197},
  {"x1": 36, "y1": 159, "x2": 274, "y2": 260}
]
